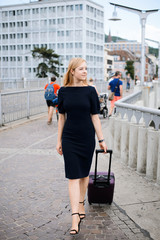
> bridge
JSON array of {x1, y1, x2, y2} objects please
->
[{"x1": 0, "y1": 81, "x2": 160, "y2": 239}]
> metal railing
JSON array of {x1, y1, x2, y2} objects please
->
[
  {"x1": 0, "y1": 78, "x2": 62, "y2": 91},
  {"x1": 0, "y1": 89, "x2": 46, "y2": 126},
  {"x1": 0, "y1": 79, "x2": 135, "y2": 126}
]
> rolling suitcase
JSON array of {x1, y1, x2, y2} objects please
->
[{"x1": 88, "y1": 149, "x2": 115, "y2": 204}]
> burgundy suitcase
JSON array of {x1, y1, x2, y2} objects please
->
[{"x1": 88, "y1": 149, "x2": 115, "y2": 204}]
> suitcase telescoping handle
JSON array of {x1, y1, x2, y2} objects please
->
[{"x1": 94, "y1": 149, "x2": 113, "y2": 185}]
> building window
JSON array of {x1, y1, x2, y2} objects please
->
[
  {"x1": 24, "y1": 9, "x2": 30, "y2": 15},
  {"x1": 107, "y1": 60, "x2": 112, "y2": 64},
  {"x1": 17, "y1": 22, "x2": 23, "y2": 27},
  {"x1": 57, "y1": 18, "x2": 64, "y2": 24},
  {"x1": 9, "y1": 22, "x2": 16, "y2": 28},
  {"x1": 49, "y1": 44, "x2": 56, "y2": 49},
  {"x1": 9, "y1": 10, "x2": 15, "y2": 16},
  {"x1": 49, "y1": 7, "x2": 56, "y2": 13},
  {"x1": 66, "y1": 5, "x2": 74, "y2": 11},
  {"x1": 33, "y1": 44, "x2": 39, "y2": 48},
  {"x1": 33, "y1": 8, "x2": 39, "y2": 14},
  {"x1": 17, "y1": 10, "x2": 23, "y2": 16},
  {"x1": 57, "y1": 6, "x2": 64, "y2": 12},
  {"x1": 90, "y1": 6, "x2": 93, "y2": 13},
  {"x1": 49, "y1": 19, "x2": 56, "y2": 25},
  {"x1": 41, "y1": 20, "x2": 47, "y2": 26},
  {"x1": 40, "y1": 7, "x2": 47, "y2": 14},
  {"x1": 2, "y1": 11, "x2": 8, "y2": 17}
]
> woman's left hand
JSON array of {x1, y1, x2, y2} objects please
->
[{"x1": 99, "y1": 141, "x2": 107, "y2": 153}]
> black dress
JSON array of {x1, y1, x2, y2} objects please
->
[{"x1": 58, "y1": 86, "x2": 100, "y2": 179}]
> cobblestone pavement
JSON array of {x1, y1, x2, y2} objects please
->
[{"x1": 0, "y1": 116, "x2": 153, "y2": 240}]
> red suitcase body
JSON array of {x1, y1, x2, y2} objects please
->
[{"x1": 88, "y1": 149, "x2": 115, "y2": 204}]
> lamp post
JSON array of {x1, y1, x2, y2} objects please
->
[
  {"x1": 145, "y1": 38, "x2": 160, "y2": 83},
  {"x1": 109, "y1": 2, "x2": 159, "y2": 86}
]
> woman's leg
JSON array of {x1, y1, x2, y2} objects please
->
[
  {"x1": 79, "y1": 176, "x2": 89, "y2": 217},
  {"x1": 109, "y1": 100, "x2": 115, "y2": 116},
  {"x1": 68, "y1": 179, "x2": 80, "y2": 233}
]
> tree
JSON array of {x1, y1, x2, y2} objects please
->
[
  {"x1": 125, "y1": 60, "x2": 134, "y2": 79},
  {"x1": 32, "y1": 47, "x2": 62, "y2": 78}
]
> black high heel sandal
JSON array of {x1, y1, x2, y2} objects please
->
[
  {"x1": 79, "y1": 200, "x2": 86, "y2": 220},
  {"x1": 70, "y1": 213, "x2": 81, "y2": 235}
]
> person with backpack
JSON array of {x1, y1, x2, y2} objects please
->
[{"x1": 44, "y1": 77, "x2": 60, "y2": 125}]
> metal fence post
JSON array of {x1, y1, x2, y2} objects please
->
[
  {"x1": 27, "y1": 90, "x2": 30, "y2": 119},
  {"x1": 0, "y1": 92, "x2": 2, "y2": 126}
]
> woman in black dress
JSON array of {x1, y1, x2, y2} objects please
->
[{"x1": 56, "y1": 58, "x2": 107, "y2": 235}]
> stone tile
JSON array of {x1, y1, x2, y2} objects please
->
[{"x1": 0, "y1": 117, "x2": 150, "y2": 240}]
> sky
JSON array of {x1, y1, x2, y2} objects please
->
[{"x1": 0, "y1": 0, "x2": 160, "y2": 48}]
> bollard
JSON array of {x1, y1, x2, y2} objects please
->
[
  {"x1": 152, "y1": 82, "x2": 158, "y2": 109},
  {"x1": 142, "y1": 87, "x2": 149, "y2": 107},
  {"x1": 146, "y1": 128, "x2": 159, "y2": 180},
  {"x1": 113, "y1": 117, "x2": 121, "y2": 157},
  {"x1": 128, "y1": 123, "x2": 139, "y2": 169},
  {"x1": 156, "y1": 131, "x2": 160, "y2": 185},
  {"x1": 148, "y1": 91, "x2": 155, "y2": 108},
  {"x1": 120, "y1": 119, "x2": 129, "y2": 165},
  {"x1": 108, "y1": 116, "x2": 115, "y2": 149},
  {"x1": 137, "y1": 126, "x2": 147, "y2": 174}
]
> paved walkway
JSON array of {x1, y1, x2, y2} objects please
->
[{"x1": 0, "y1": 113, "x2": 158, "y2": 240}]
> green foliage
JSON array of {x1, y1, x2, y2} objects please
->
[
  {"x1": 32, "y1": 47, "x2": 62, "y2": 78},
  {"x1": 156, "y1": 65, "x2": 158, "y2": 77},
  {"x1": 125, "y1": 61, "x2": 134, "y2": 79},
  {"x1": 105, "y1": 34, "x2": 127, "y2": 43},
  {"x1": 149, "y1": 47, "x2": 158, "y2": 58},
  {"x1": 36, "y1": 63, "x2": 48, "y2": 78}
]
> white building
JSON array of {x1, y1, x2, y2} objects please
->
[
  {"x1": 105, "y1": 40, "x2": 149, "y2": 55},
  {"x1": 0, "y1": 0, "x2": 104, "y2": 82},
  {"x1": 104, "y1": 47, "x2": 114, "y2": 81}
]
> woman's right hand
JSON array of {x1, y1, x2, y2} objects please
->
[{"x1": 56, "y1": 142, "x2": 63, "y2": 155}]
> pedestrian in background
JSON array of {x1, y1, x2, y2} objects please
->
[
  {"x1": 56, "y1": 58, "x2": 107, "y2": 235},
  {"x1": 135, "y1": 75, "x2": 139, "y2": 85},
  {"x1": 44, "y1": 77, "x2": 60, "y2": 125},
  {"x1": 88, "y1": 77, "x2": 99, "y2": 95},
  {"x1": 108, "y1": 71, "x2": 123, "y2": 117},
  {"x1": 108, "y1": 72, "x2": 115, "y2": 83},
  {"x1": 126, "y1": 73, "x2": 131, "y2": 91}
]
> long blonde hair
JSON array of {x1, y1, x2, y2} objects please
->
[{"x1": 63, "y1": 58, "x2": 88, "y2": 86}]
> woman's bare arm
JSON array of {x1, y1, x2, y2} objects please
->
[
  {"x1": 56, "y1": 113, "x2": 66, "y2": 155},
  {"x1": 91, "y1": 114, "x2": 107, "y2": 152}
]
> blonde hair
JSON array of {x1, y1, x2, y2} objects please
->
[{"x1": 63, "y1": 58, "x2": 88, "y2": 86}]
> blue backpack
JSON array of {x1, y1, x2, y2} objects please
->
[{"x1": 44, "y1": 83, "x2": 56, "y2": 101}]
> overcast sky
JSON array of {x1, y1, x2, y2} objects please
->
[{"x1": 1, "y1": 0, "x2": 160, "y2": 48}]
